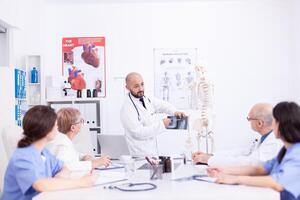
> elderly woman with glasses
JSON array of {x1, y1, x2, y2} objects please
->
[{"x1": 47, "y1": 107, "x2": 111, "y2": 171}]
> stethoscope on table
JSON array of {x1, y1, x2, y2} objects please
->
[
  {"x1": 128, "y1": 93, "x2": 151, "y2": 121},
  {"x1": 104, "y1": 182, "x2": 157, "y2": 192}
]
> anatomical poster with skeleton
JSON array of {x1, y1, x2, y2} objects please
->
[
  {"x1": 62, "y1": 37, "x2": 106, "y2": 97},
  {"x1": 154, "y1": 48, "x2": 197, "y2": 109}
]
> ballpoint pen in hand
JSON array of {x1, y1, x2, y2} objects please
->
[{"x1": 145, "y1": 156, "x2": 159, "y2": 166}]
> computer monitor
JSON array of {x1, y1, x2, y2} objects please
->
[{"x1": 97, "y1": 134, "x2": 130, "y2": 159}]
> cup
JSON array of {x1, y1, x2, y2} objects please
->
[
  {"x1": 120, "y1": 155, "x2": 135, "y2": 173},
  {"x1": 149, "y1": 164, "x2": 163, "y2": 180}
]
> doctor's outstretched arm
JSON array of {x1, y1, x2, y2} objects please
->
[{"x1": 120, "y1": 106, "x2": 168, "y2": 140}]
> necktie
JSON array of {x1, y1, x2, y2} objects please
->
[{"x1": 139, "y1": 97, "x2": 146, "y2": 109}]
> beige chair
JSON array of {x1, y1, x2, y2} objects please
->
[
  {"x1": 72, "y1": 124, "x2": 95, "y2": 156},
  {"x1": 1, "y1": 125, "x2": 23, "y2": 159},
  {"x1": 0, "y1": 124, "x2": 23, "y2": 191}
]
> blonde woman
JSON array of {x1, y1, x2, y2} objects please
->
[{"x1": 47, "y1": 107, "x2": 111, "y2": 171}]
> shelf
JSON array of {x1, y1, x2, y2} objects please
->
[
  {"x1": 28, "y1": 103, "x2": 41, "y2": 106},
  {"x1": 15, "y1": 98, "x2": 27, "y2": 101},
  {"x1": 46, "y1": 97, "x2": 102, "y2": 103},
  {"x1": 28, "y1": 83, "x2": 40, "y2": 86}
]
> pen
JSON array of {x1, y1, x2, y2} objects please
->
[{"x1": 145, "y1": 156, "x2": 154, "y2": 166}]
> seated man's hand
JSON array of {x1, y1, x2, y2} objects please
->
[
  {"x1": 174, "y1": 111, "x2": 186, "y2": 118},
  {"x1": 192, "y1": 151, "x2": 212, "y2": 164}
]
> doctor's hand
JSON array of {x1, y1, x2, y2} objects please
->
[
  {"x1": 174, "y1": 111, "x2": 186, "y2": 118},
  {"x1": 163, "y1": 118, "x2": 172, "y2": 127},
  {"x1": 92, "y1": 155, "x2": 112, "y2": 168}
]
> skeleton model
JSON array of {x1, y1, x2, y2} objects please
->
[
  {"x1": 161, "y1": 71, "x2": 170, "y2": 101},
  {"x1": 188, "y1": 65, "x2": 215, "y2": 154},
  {"x1": 185, "y1": 71, "x2": 194, "y2": 109}
]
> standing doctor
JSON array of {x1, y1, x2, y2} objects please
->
[{"x1": 120, "y1": 72, "x2": 185, "y2": 157}]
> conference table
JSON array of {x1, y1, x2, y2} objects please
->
[{"x1": 34, "y1": 159, "x2": 279, "y2": 200}]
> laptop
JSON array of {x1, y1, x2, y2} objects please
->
[{"x1": 97, "y1": 134, "x2": 130, "y2": 160}]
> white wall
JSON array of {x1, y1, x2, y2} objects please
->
[
  {"x1": 292, "y1": 0, "x2": 300, "y2": 103},
  {"x1": 0, "y1": 0, "x2": 18, "y2": 27},
  {"x1": 42, "y1": 0, "x2": 294, "y2": 151}
]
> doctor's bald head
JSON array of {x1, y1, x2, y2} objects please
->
[
  {"x1": 125, "y1": 72, "x2": 144, "y2": 98},
  {"x1": 247, "y1": 103, "x2": 273, "y2": 135}
]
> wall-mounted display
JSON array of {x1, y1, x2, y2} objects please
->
[
  {"x1": 62, "y1": 37, "x2": 106, "y2": 97},
  {"x1": 154, "y1": 48, "x2": 197, "y2": 109}
]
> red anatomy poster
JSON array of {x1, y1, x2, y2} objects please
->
[{"x1": 62, "y1": 37, "x2": 106, "y2": 97}]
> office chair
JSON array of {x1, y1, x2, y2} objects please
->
[
  {"x1": 1, "y1": 124, "x2": 23, "y2": 159},
  {"x1": 72, "y1": 124, "x2": 95, "y2": 156},
  {"x1": 0, "y1": 124, "x2": 22, "y2": 191}
]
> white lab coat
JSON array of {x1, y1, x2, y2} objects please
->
[
  {"x1": 208, "y1": 132, "x2": 283, "y2": 166},
  {"x1": 46, "y1": 133, "x2": 92, "y2": 171},
  {"x1": 120, "y1": 93, "x2": 176, "y2": 157}
]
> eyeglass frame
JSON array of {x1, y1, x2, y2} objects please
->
[
  {"x1": 72, "y1": 118, "x2": 85, "y2": 125},
  {"x1": 246, "y1": 116, "x2": 260, "y2": 121}
]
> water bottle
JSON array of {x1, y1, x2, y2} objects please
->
[{"x1": 31, "y1": 67, "x2": 38, "y2": 83}]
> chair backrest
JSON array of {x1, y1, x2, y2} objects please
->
[
  {"x1": 1, "y1": 125, "x2": 23, "y2": 159},
  {"x1": 72, "y1": 124, "x2": 94, "y2": 156},
  {"x1": 0, "y1": 124, "x2": 23, "y2": 192}
]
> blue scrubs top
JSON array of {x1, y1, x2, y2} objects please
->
[
  {"x1": 264, "y1": 143, "x2": 300, "y2": 199},
  {"x1": 1, "y1": 145, "x2": 64, "y2": 200}
]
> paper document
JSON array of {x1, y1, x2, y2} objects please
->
[
  {"x1": 96, "y1": 163, "x2": 124, "y2": 170},
  {"x1": 195, "y1": 176, "x2": 217, "y2": 183},
  {"x1": 94, "y1": 171, "x2": 127, "y2": 186},
  {"x1": 173, "y1": 175, "x2": 216, "y2": 183}
]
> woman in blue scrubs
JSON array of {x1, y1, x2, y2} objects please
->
[
  {"x1": 207, "y1": 101, "x2": 300, "y2": 200},
  {"x1": 1, "y1": 105, "x2": 98, "y2": 200}
]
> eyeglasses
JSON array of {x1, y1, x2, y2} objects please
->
[
  {"x1": 73, "y1": 118, "x2": 85, "y2": 125},
  {"x1": 246, "y1": 116, "x2": 259, "y2": 121}
]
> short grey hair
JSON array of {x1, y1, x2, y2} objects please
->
[{"x1": 253, "y1": 108, "x2": 273, "y2": 126}]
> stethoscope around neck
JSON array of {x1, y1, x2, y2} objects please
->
[{"x1": 128, "y1": 93, "x2": 151, "y2": 121}]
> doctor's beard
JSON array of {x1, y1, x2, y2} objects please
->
[{"x1": 130, "y1": 91, "x2": 144, "y2": 98}]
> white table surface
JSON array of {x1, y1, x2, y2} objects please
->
[{"x1": 34, "y1": 160, "x2": 279, "y2": 200}]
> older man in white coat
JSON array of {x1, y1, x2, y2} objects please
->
[
  {"x1": 192, "y1": 103, "x2": 282, "y2": 166},
  {"x1": 120, "y1": 72, "x2": 185, "y2": 157}
]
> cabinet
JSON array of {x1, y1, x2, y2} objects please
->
[
  {"x1": 47, "y1": 98, "x2": 101, "y2": 155},
  {"x1": 25, "y1": 55, "x2": 42, "y2": 106}
]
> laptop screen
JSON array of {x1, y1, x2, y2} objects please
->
[{"x1": 97, "y1": 134, "x2": 130, "y2": 159}]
